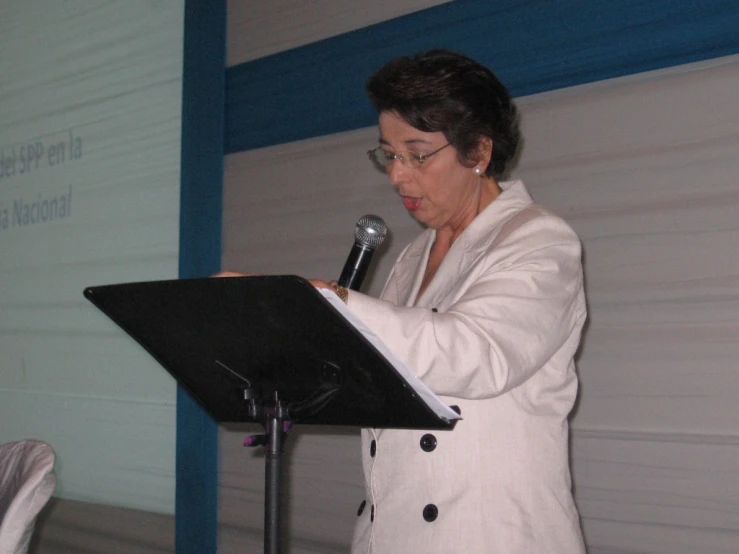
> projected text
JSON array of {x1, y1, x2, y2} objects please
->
[{"x1": 0, "y1": 129, "x2": 83, "y2": 181}]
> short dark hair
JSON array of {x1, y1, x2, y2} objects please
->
[{"x1": 366, "y1": 49, "x2": 521, "y2": 179}]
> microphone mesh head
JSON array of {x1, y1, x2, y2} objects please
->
[{"x1": 355, "y1": 214, "x2": 388, "y2": 249}]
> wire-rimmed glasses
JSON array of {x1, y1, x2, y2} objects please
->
[{"x1": 367, "y1": 143, "x2": 451, "y2": 172}]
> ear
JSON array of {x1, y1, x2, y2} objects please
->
[{"x1": 475, "y1": 136, "x2": 493, "y2": 169}]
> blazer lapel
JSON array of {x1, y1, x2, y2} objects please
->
[
  {"x1": 415, "y1": 181, "x2": 534, "y2": 309},
  {"x1": 388, "y1": 231, "x2": 434, "y2": 307},
  {"x1": 416, "y1": 242, "x2": 486, "y2": 309},
  {"x1": 390, "y1": 181, "x2": 535, "y2": 309}
]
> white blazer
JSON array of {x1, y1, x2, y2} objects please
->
[{"x1": 347, "y1": 181, "x2": 587, "y2": 554}]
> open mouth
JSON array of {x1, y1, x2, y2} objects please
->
[{"x1": 402, "y1": 196, "x2": 422, "y2": 211}]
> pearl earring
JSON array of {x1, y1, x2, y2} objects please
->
[{"x1": 474, "y1": 167, "x2": 483, "y2": 175}]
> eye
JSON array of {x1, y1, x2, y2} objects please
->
[
  {"x1": 408, "y1": 152, "x2": 426, "y2": 164},
  {"x1": 381, "y1": 150, "x2": 397, "y2": 162}
]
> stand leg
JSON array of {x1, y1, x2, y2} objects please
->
[{"x1": 264, "y1": 396, "x2": 287, "y2": 554}]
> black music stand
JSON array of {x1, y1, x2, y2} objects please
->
[{"x1": 83, "y1": 275, "x2": 457, "y2": 554}]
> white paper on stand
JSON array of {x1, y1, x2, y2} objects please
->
[{"x1": 319, "y1": 289, "x2": 462, "y2": 423}]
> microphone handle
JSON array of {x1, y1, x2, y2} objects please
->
[{"x1": 338, "y1": 243, "x2": 374, "y2": 291}]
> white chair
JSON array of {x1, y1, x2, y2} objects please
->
[{"x1": 0, "y1": 440, "x2": 56, "y2": 554}]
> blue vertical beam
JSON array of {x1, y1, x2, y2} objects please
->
[{"x1": 178, "y1": 1, "x2": 225, "y2": 552}]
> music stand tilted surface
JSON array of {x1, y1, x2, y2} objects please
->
[{"x1": 84, "y1": 275, "x2": 456, "y2": 554}]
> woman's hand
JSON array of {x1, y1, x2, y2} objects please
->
[
  {"x1": 211, "y1": 271, "x2": 259, "y2": 278},
  {"x1": 211, "y1": 272, "x2": 333, "y2": 289},
  {"x1": 210, "y1": 274, "x2": 348, "y2": 303},
  {"x1": 308, "y1": 278, "x2": 337, "y2": 290}
]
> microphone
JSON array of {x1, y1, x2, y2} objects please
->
[{"x1": 338, "y1": 214, "x2": 388, "y2": 291}]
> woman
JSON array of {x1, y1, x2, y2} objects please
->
[
  {"x1": 312, "y1": 50, "x2": 587, "y2": 553},
  {"x1": 222, "y1": 49, "x2": 586, "y2": 552}
]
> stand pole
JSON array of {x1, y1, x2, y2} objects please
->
[{"x1": 264, "y1": 393, "x2": 287, "y2": 554}]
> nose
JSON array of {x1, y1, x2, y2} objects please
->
[{"x1": 387, "y1": 158, "x2": 409, "y2": 186}]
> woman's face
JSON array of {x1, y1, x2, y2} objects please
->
[{"x1": 378, "y1": 111, "x2": 483, "y2": 233}]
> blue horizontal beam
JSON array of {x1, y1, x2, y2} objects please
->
[{"x1": 225, "y1": 0, "x2": 739, "y2": 153}]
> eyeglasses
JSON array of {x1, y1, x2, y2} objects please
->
[{"x1": 367, "y1": 143, "x2": 451, "y2": 172}]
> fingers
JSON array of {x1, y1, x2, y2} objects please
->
[
  {"x1": 211, "y1": 271, "x2": 258, "y2": 278},
  {"x1": 211, "y1": 273, "x2": 333, "y2": 294},
  {"x1": 308, "y1": 278, "x2": 331, "y2": 289}
]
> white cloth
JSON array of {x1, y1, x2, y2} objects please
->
[
  {"x1": 348, "y1": 181, "x2": 586, "y2": 554},
  {"x1": 0, "y1": 440, "x2": 56, "y2": 554}
]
